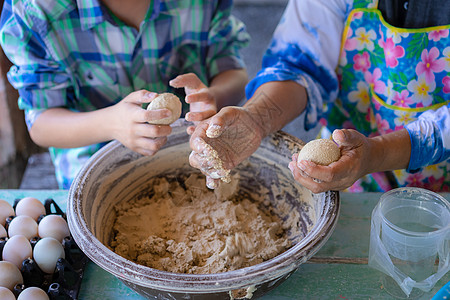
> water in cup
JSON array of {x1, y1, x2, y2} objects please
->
[{"x1": 369, "y1": 187, "x2": 450, "y2": 299}]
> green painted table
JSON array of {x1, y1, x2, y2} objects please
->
[{"x1": 1, "y1": 190, "x2": 449, "y2": 299}]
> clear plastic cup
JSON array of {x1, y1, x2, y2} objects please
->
[{"x1": 369, "y1": 187, "x2": 450, "y2": 298}]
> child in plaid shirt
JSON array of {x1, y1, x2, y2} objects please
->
[{"x1": 0, "y1": 0, "x2": 249, "y2": 189}]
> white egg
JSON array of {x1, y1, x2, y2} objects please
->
[
  {"x1": 17, "y1": 286, "x2": 50, "y2": 300},
  {"x1": 2, "y1": 235, "x2": 33, "y2": 269},
  {"x1": 15, "y1": 197, "x2": 46, "y2": 221},
  {"x1": 0, "y1": 286, "x2": 16, "y2": 300},
  {"x1": 38, "y1": 215, "x2": 70, "y2": 242},
  {"x1": 0, "y1": 261, "x2": 23, "y2": 291},
  {"x1": 33, "y1": 237, "x2": 65, "y2": 274},
  {"x1": 0, "y1": 224, "x2": 6, "y2": 238},
  {"x1": 0, "y1": 199, "x2": 15, "y2": 227},
  {"x1": 8, "y1": 215, "x2": 39, "y2": 239}
]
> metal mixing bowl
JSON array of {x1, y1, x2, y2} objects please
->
[{"x1": 67, "y1": 120, "x2": 339, "y2": 299}]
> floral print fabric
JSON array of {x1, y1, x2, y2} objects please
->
[{"x1": 324, "y1": 6, "x2": 450, "y2": 191}]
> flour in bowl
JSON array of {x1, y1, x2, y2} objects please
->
[{"x1": 110, "y1": 173, "x2": 292, "y2": 274}]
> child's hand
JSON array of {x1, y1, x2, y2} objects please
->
[
  {"x1": 108, "y1": 90, "x2": 173, "y2": 156},
  {"x1": 170, "y1": 73, "x2": 217, "y2": 134}
]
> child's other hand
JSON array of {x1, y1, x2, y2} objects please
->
[
  {"x1": 170, "y1": 73, "x2": 217, "y2": 134},
  {"x1": 109, "y1": 90, "x2": 173, "y2": 156}
]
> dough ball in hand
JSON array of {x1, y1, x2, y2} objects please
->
[
  {"x1": 147, "y1": 93, "x2": 182, "y2": 125},
  {"x1": 297, "y1": 139, "x2": 340, "y2": 166}
]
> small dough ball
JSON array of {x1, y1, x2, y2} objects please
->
[
  {"x1": 17, "y1": 287, "x2": 50, "y2": 300},
  {"x1": 15, "y1": 197, "x2": 46, "y2": 221},
  {"x1": 298, "y1": 139, "x2": 340, "y2": 166},
  {"x1": 0, "y1": 287, "x2": 16, "y2": 300},
  {"x1": 0, "y1": 261, "x2": 23, "y2": 291},
  {"x1": 0, "y1": 199, "x2": 15, "y2": 226},
  {"x1": 147, "y1": 93, "x2": 182, "y2": 125},
  {"x1": 38, "y1": 215, "x2": 70, "y2": 242}
]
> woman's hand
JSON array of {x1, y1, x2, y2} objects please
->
[
  {"x1": 288, "y1": 129, "x2": 374, "y2": 193},
  {"x1": 189, "y1": 106, "x2": 265, "y2": 189}
]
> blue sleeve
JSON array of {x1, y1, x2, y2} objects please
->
[
  {"x1": 406, "y1": 104, "x2": 450, "y2": 172},
  {"x1": 245, "y1": 0, "x2": 353, "y2": 131}
]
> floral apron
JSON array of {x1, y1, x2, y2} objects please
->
[{"x1": 321, "y1": 0, "x2": 450, "y2": 192}]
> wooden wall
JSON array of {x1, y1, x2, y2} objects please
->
[
  {"x1": 0, "y1": 0, "x2": 40, "y2": 172},
  {"x1": 0, "y1": 47, "x2": 39, "y2": 168}
]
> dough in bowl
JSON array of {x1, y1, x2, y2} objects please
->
[{"x1": 147, "y1": 93, "x2": 182, "y2": 125}]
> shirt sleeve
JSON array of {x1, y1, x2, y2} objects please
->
[
  {"x1": 406, "y1": 104, "x2": 450, "y2": 172},
  {"x1": 245, "y1": 0, "x2": 353, "y2": 131},
  {"x1": 205, "y1": 0, "x2": 250, "y2": 80},
  {"x1": 0, "y1": 0, "x2": 73, "y2": 129}
]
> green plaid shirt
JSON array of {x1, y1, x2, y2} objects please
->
[{"x1": 0, "y1": 0, "x2": 249, "y2": 189}]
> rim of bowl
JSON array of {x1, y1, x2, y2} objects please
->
[{"x1": 67, "y1": 137, "x2": 340, "y2": 293}]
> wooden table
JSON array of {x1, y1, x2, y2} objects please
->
[{"x1": 1, "y1": 190, "x2": 449, "y2": 299}]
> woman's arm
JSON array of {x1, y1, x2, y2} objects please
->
[{"x1": 291, "y1": 104, "x2": 450, "y2": 193}]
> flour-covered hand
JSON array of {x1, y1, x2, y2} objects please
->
[{"x1": 189, "y1": 106, "x2": 264, "y2": 188}]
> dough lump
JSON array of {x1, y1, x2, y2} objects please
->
[
  {"x1": 110, "y1": 174, "x2": 292, "y2": 274},
  {"x1": 147, "y1": 93, "x2": 182, "y2": 125},
  {"x1": 297, "y1": 139, "x2": 340, "y2": 166}
]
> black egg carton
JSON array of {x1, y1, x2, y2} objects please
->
[{"x1": 1, "y1": 198, "x2": 87, "y2": 300}]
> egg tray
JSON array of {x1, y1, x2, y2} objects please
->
[{"x1": 1, "y1": 198, "x2": 88, "y2": 300}]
